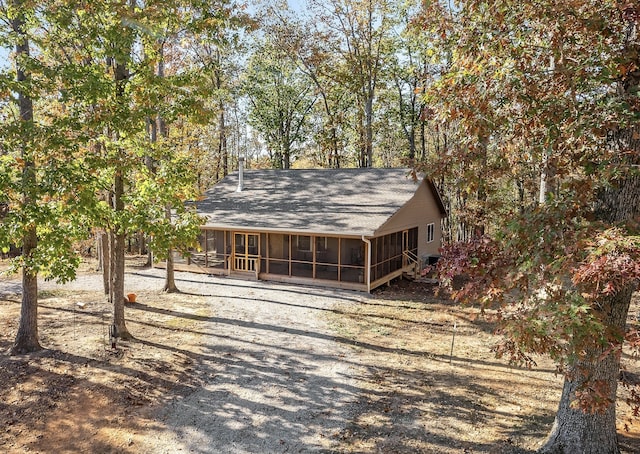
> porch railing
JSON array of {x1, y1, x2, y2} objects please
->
[
  {"x1": 233, "y1": 255, "x2": 260, "y2": 278},
  {"x1": 402, "y1": 250, "x2": 421, "y2": 278},
  {"x1": 402, "y1": 249, "x2": 420, "y2": 267}
]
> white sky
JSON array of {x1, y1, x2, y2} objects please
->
[{"x1": 0, "y1": 47, "x2": 8, "y2": 70}]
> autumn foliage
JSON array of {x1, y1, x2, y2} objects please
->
[{"x1": 417, "y1": 2, "x2": 639, "y2": 447}]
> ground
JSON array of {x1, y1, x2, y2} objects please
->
[{"x1": 0, "y1": 257, "x2": 639, "y2": 453}]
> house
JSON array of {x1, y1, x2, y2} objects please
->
[{"x1": 174, "y1": 163, "x2": 446, "y2": 292}]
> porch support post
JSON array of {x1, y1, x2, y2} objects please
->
[
  {"x1": 362, "y1": 235, "x2": 371, "y2": 293},
  {"x1": 338, "y1": 238, "x2": 342, "y2": 281},
  {"x1": 204, "y1": 229, "x2": 208, "y2": 268}
]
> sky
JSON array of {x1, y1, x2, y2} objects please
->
[{"x1": 0, "y1": 47, "x2": 8, "y2": 70}]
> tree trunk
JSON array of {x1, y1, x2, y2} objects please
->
[
  {"x1": 219, "y1": 105, "x2": 228, "y2": 177},
  {"x1": 12, "y1": 227, "x2": 40, "y2": 354},
  {"x1": 110, "y1": 230, "x2": 131, "y2": 339},
  {"x1": 539, "y1": 286, "x2": 634, "y2": 454},
  {"x1": 365, "y1": 95, "x2": 373, "y2": 167},
  {"x1": 96, "y1": 232, "x2": 102, "y2": 270},
  {"x1": 153, "y1": 48, "x2": 179, "y2": 293},
  {"x1": 283, "y1": 141, "x2": 291, "y2": 170},
  {"x1": 357, "y1": 106, "x2": 367, "y2": 168},
  {"x1": 100, "y1": 231, "x2": 110, "y2": 294},
  {"x1": 137, "y1": 231, "x2": 145, "y2": 256},
  {"x1": 11, "y1": 1, "x2": 41, "y2": 354},
  {"x1": 163, "y1": 248, "x2": 178, "y2": 293},
  {"x1": 330, "y1": 124, "x2": 340, "y2": 168},
  {"x1": 144, "y1": 88, "x2": 156, "y2": 269},
  {"x1": 109, "y1": 172, "x2": 132, "y2": 339},
  {"x1": 163, "y1": 205, "x2": 179, "y2": 293},
  {"x1": 109, "y1": 54, "x2": 132, "y2": 340},
  {"x1": 540, "y1": 124, "x2": 640, "y2": 453}
]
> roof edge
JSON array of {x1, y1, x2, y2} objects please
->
[{"x1": 200, "y1": 224, "x2": 373, "y2": 238}]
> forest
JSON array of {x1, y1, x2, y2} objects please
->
[{"x1": 1, "y1": 0, "x2": 639, "y2": 453}]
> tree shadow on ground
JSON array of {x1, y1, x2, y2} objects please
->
[
  {"x1": 3, "y1": 271, "x2": 637, "y2": 453},
  {"x1": 0, "y1": 348, "x2": 171, "y2": 454},
  {"x1": 123, "y1": 285, "x2": 559, "y2": 453}
]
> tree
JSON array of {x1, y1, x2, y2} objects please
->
[
  {"x1": 243, "y1": 36, "x2": 316, "y2": 169},
  {"x1": 184, "y1": 0, "x2": 253, "y2": 183},
  {"x1": 310, "y1": 0, "x2": 394, "y2": 168},
  {"x1": 4, "y1": 0, "x2": 39, "y2": 353},
  {"x1": 0, "y1": 0, "x2": 98, "y2": 353},
  {"x1": 97, "y1": 0, "x2": 205, "y2": 320},
  {"x1": 35, "y1": 0, "x2": 203, "y2": 338},
  {"x1": 386, "y1": 0, "x2": 436, "y2": 161},
  {"x1": 33, "y1": 0, "x2": 141, "y2": 340},
  {"x1": 420, "y1": 1, "x2": 640, "y2": 452},
  {"x1": 137, "y1": 25, "x2": 206, "y2": 293},
  {"x1": 140, "y1": 1, "x2": 183, "y2": 292},
  {"x1": 260, "y1": 5, "x2": 350, "y2": 168}
]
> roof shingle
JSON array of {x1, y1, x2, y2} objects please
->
[{"x1": 197, "y1": 168, "x2": 423, "y2": 237}]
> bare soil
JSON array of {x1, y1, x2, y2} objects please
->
[{"x1": 1, "y1": 257, "x2": 639, "y2": 453}]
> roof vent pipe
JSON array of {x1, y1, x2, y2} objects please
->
[{"x1": 236, "y1": 156, "x2": 244, "y2": 192}]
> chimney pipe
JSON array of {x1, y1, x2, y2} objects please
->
[{"x1": 236, "y1": 156, "x2": 244, "y2": 192}]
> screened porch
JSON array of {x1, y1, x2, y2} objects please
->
[{"x1": 173, "y1": 226, "x2": 419, "y2": 292}]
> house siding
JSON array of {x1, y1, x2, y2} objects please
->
[{"x1": 373, "y1": 180, "x2": 443, "y2": 258}]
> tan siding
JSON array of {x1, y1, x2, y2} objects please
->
[{"x1": 374, "y1": 180, "x2": 443, "y2": 258}]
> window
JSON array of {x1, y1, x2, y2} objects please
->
[
  {"x1": 426, "y1": 223, "x2": 435, "y2": 243},
  {"x1": 296, "y1": 235, "x2": 311, "y2": 251},
  {"x1": 315, "y1": 236, "x2": 328, "y2": 251}
]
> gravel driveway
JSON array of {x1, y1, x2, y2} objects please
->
[{"x1": 39, "y1": 267, "x2": 367, "y2": 453}]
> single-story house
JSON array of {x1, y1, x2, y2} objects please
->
[{"x1": 174, "y1": 164, "x2": 446, "y2": 292}]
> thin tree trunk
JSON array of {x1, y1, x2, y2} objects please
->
[
  {"x1": 109, "y1": 55, "x2": 132, "y2": 340},
  {"x1": 539, "y1": 145, "x2": 554, "y2": 205},
  {"x1": 357, "y1": 105, "x2": 366, "y2": 168},
  {"x1": 137, "y1": 231, "x2": 145, "y2": 256},
  {"x1": 219, "y1": 106, "x2": 228, "y2": 177},
  {"x1": 163, "y1": 249, "x2": 177, "y2": 292},
  {"x1": 96, "y1": 231, "x2": 102, "y2": 270},
  {"x1": 365, "y1": 95, "x2": 373, "y2": 168},
  {"x1": 109, "y1": 171, "x2": 131, "y2": 339},
  {"x1": 100, "y1": 230, "x2": 110, "y2": 294},
  {"x1": 145, "y1": 112, "x2": 157, "y2": 268},
  {"x1": 153, "y1": 47, "x2": 179, "y2": 293},
  {"x1": 11, "y1": 0, "x2": 41, "y2": 354},
  {"x1": 163, "y1": 206, "x2": 178, "y2": 293},
  {"x1": 330, "y1": 123, "x2": 340, "y2": 168},
  {"x1": 284, "y1": 142, "x2": 291, "y2": 170},
  {"x1": 13, "y1": 227, "x2": 39, "y2": 354}
]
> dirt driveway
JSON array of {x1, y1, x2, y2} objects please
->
[
  {"x1": 121, "y1": 269, "x2": 364, "y2": 453},
  {"x1": 1, "y1": 261, "x2": 639, "y2": 453},
  {"x1": 1, "y1": 265, "x2": 369, "y2": 453}
]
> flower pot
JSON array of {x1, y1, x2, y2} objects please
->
[{"x1": 127, "y1": 293, "x2": 137, "y2": 303}]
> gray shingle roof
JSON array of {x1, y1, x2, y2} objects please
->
[{"x1": 197, "y1": 168, "x2": 425, "y2": 237}]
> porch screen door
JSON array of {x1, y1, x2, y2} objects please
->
[{"x1": 234, "y1": 233, "x2": 259, "y2": 272}]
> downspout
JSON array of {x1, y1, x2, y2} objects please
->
[{"x1": 361, "y1": 235, "x2": 371, "y2": 293}]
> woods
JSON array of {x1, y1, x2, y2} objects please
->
[
  {"x1": 426, "y1": 1, "x2": 640, "y2": 452},
  {"x1": 1, "y1": 0, "x2": 639, "y2": 453}
]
